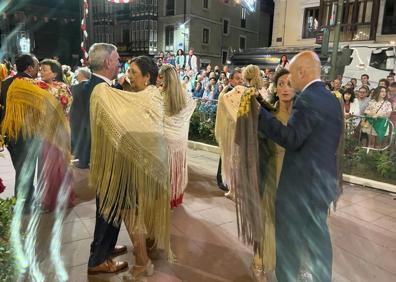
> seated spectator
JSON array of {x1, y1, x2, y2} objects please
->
[
  {"x1": 360, "y1": 73, "x2": 370, "y2": 88},
  {"x1": 193, "y1": 81, "x2": 204, "y2": 98},
  {"x1": 387, "y1": 75, "x2": 394, "y2": 85},
  {"x1": 378, "y1": 78, "x2": 390, "y2": 89},
  {"x1": 182, "y1": 75, "x2": 192, "y2": 93},
  {"x1": 350, "y1": 78, "x2": 358, "y2": 89}
]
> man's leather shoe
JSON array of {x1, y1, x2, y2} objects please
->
[
  {"x1": 87, "y1": 259, "x2": 128, "y2": 275},
  {"x1": 111, "y1": 245, "x2": 127, "y2": 257}
]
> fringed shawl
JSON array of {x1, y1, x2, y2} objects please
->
[
  {"x1": 1, "y1": 77, "x2": 70, "y2": 160},
  {"x1": 164, "y1": 94, "x2": 196, "y2": 208},
  {"x1": 234, "y1": 87, "x2": 264, "y2": 246},
  {"x1": 214, "y1": 86, "x2": 245, "y2": 188},
  {"x1": 90, "y1": 83, "x2": 171, "y2": 256}
]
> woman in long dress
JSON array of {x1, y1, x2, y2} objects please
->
[
  {"x1": 158, "y1": 64, "x2": 196, "y2": 208},
  {"x1": 253, "y1": 68, "x2": 296, "y2": 281},
  {"x1": 38, "y1": 59, "x2": 75, "y2": 211}
]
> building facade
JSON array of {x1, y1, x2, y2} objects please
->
[
  {"x1": 157, "y1": 0, "x2": 264, "y2": 66},
  {"x1": 0, "y1": 0, "x2": 81, "y2": 65},
  {"x1": 272, "y1": 0, "x2": 396, "y2": 47},
  {"x1": 88, "y1": 0, "x2": 273, "y2": 66}
]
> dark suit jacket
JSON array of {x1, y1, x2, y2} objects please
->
[
  {"x1": 0, "y1": 72, "x2": 32, "y2": 124},
  {"x1": 70, "y1": 81, "x2": 88, "y2": 154},
  {"x1": 258, "y1": 81, "x2": 343, "y2": 209},
  {"x1": 70, "y1": 75, "x2": 107, "y2": 168}
]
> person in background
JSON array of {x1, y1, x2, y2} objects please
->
[
  {"x1": 223, "y1": 65, "x2": 230, "y2": 78},
  {"x1": 363, "y1": 86, "x2": 393, "y2": 148},
  {"x1": 175, "y1": 49, "x2": 186, "y2": 69},
  {"x1": 342, "y1": 88, "x2": 360, "y2": 130},
  {"x1": 389, "y1": 82, "x2": 396, "y2": 109},
  {"x1": 350, "y1": 78, "x2": 358, "y2": 89},
  {"x1": 192, "y1": 81, "x2": 204, "y2": 98},
  {"x1": 186, "y1": 48, "x2": 198, "y2": 73},
  {"x1": 275, "y1": 54, "x2": 289, "y2": 72},
  {"x1": 74, "y1": 67, "x2": 91, "y2": 85},
  {"x1": 378, "y1": 78, "x2": 390, "y2": 89},
  {"x1": 360, "y1": 73, "x2": 370, "y2": 88},
  {"x1": 38, "y1": 58, "x2": 75, "y2": 211},
  {"x1": 332, "y1": 79, "x2": 342, "y2": 99},
  {"x1": 387, "y1": 75, "x2": 394, "y2": 84},
  {"x1": 70, "y1": 67, "x2": 91, "y2": 153}
]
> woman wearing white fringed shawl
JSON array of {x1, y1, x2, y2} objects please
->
[{"x1": 158, "y1": 64, "x2": 196, "y2": 208}]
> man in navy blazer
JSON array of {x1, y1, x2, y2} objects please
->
[
  {"x1": 70, "y1": 43, "x2": 128, "y2": 274},
  {"x1": 258, "y1": 51, "x2": 343, "y2": 282}
]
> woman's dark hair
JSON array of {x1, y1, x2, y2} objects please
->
[
  {"x1": 378, "y1": 78, "x2": 390, "y2": 88},
  {"x1": 279, "y1": 54, "x2": 289, "y2": 67},
  {"x1": 15, "y1": 54, "x2": 36, "y2": 73},
  {"x1": 341, "y1": 87, "x2": 355, "y2": 103},
  {"x1": 273, "y1": 68, "x2": 290, "y2": 86},
  {"x1": 372, "y1": 86, "x2": 389, "y2": 102},
  {"x1": 177, "y1": 49, "x2": 184, "y2": 56},
  {"x1": 40, "y1": 58, "x2": 63, "y2": 82},
  {"x1": 130, "y1": 56, "x2": 158, "y2": 85}
]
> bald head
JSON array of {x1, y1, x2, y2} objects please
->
[{"x1": 289, "y1": 51, "x2": 321, "y2": 92}]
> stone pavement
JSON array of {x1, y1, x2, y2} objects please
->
[{"x1": 1, "y1": 148, "x2": 396, "y2": 282}]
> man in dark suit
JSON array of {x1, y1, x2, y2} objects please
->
[
  {"x1": 70, "y1": 43, "x2": 128, "y2": 274},
  {"x1": 0, "y1": 54, "x2": 40, "y2": 209},
  {"x1": 258, "y1": 51, "x2": 343, "y2": 282},
  {"x1": 70, "y1": 67, "x2": 91, "y2": 156}
]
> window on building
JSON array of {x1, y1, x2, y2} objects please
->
[
  {"x1": 203, "y1": 0, "x2": 209, "y2": 9},
  {"x1": 166, "y1": 0, "x2": 175, "y2": 16},
  {"x1": 241, "y1": 7, "x2": 247, "y2": 28},
  {"x1": 382, "y1": 0, "x2": 396, "y2": 34},
  {"x1": 203, "y1": 28, "x2": 210, "y2": 44},
  {"x1": 302, "y1": 7, "x2": 320, "y2": 38},
  {"x1": 165, "y1": 25, "x2": 174, "y2": 51},
  {"x1": 223, "y1": 19, "x2": 229, "y2": 35},
  {"x1": 320, "y1": 0, "x2": 380, "y2": 41},
  {"x1": 222, "y1": 50, "x2": 228, "y2": 65},
  {"x1": 240, "y1": 36, "x2": 246, "y2": 51},
  {"x1": 123, "y1": 29, "x2": 130, "y2": 43}
]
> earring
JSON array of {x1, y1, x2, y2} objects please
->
[{"x1": 145, "y1": 81, "x2": 149, "y2": 86}]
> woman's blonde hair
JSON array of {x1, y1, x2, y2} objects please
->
[
  {"x1": 243, "y1": 64, "x2": 263, "y2": 89},
  {"x1": 159, "y1": 64, "x2": 187, "y2": 116}
]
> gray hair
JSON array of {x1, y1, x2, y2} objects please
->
[
  {"x1": 76, "y1": 67, "x2": 91, "y2": 80},
  {"x1": 88, "y1": 43, "x2": 117, "y2": 71}
]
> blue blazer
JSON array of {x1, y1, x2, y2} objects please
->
[
  {"x1": 258, "y1": 81, "x2": 343, "y2": 208},
  {"x1": 70, "y1": 75, "x2": 106, "y2": 168}
]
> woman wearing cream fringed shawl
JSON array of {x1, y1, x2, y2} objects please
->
[
  {"x1": 215, "y1": 84, "x2": 246, "y2": 201},
  {"x1": 159, "y1": 64, "x2": 196, "y2": 208},
  {"x1": 90, "y1": 56, "x2": 172, "y2": 280}
]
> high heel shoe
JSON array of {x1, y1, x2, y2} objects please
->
[{"x1": 130, "y1": 259, "x2": 154, "y2": 281}]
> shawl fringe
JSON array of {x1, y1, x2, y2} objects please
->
[{"x1": 90, "y1": 83, "x2": 172, "y2": 258}]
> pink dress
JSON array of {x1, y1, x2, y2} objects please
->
[{"x1": 39, "y1": 81, "x2": 75, "y2": 211}]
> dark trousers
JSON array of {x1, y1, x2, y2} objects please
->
[
  {"x1": 216, "y1": 157, "x2": 224, "y2": 187},
  {"x1": 88, "y1": 197, "x2": 120, "y2": 267},
  {"x1": 8, "y1": 138, "x2": 41, "y2": 208},
  {"x1": 275, "y1": 202, "x2": 332, "y2": 282}
]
